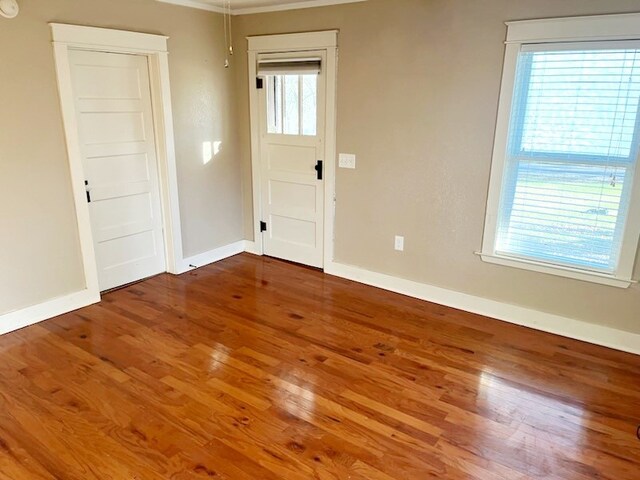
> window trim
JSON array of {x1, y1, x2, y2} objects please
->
[{"x1": 481, "y1": 13, "x2": 640, "y2": 288}]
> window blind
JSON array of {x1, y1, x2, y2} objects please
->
[
  {"x1": 496, "y1": 44, "x2": 640, "y2": 273},
  {"x1": 257, "y1": 57, "x2": 322, "y2": 75}
]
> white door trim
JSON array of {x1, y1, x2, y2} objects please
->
[
  {"x1": 247, "y1": 30, "x2": 338, "y2": 267},
  {"x1": 50, "y1": 23, "x2": 184, "y2": 301}
]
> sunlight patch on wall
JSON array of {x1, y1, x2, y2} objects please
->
[{"x1": 202, "y1": 141, "x2": 222, "y2": 164}]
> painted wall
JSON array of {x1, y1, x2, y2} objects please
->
[
  {"x1": 0, "y1": 0, "x2": 243, "y2": 315},
  {"x1": 233, "y1": 0, "x2": 640, "y2": 334}
]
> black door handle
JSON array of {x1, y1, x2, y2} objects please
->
[{"x1": 315, "y1": 160, "x2": 323, "y2": 180}]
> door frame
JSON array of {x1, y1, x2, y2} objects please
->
[
  {"x1": 247, "y1": 31, "x2": 338, "y2": 268},
  {"x1": 51, "y1": 23, "x2": 183, "y2": 298}
]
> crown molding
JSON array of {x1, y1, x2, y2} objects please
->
[
  {"x1": 157, "y1": 0, "x2": 366, "y2": 15},
  {"x1": 157, "y1": 0, "x2": 226, "y2": 14},
  {"x1": 233, "y1": 0, "x2": 366, "y2": 15}
]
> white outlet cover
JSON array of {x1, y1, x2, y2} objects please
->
[
  {"x1": 394, "y1": 235, "x2": 404, "y2": 251},
  {"x1": 0, "y1": 0, "x2": 19, "y2": 18},
  {"x1": 338, "y1": 153, "x2": 356, "y2": 169}
]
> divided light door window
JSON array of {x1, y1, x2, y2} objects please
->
[
  {"x1": 261, "y1": 56, "x2": 320, "y2": 137},
  {"x1": 266, "y1": 74, "x2": 318, "y2": 136}
]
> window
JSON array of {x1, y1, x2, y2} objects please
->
[
  {"x1": 258, "y1": 56, "x2": 321, "y2": 136},
  {"x1": 482, "y1": 14, "x2": 640, "y2": 287},
  {"x1": 266, "y1": 74, "x2": 318, "y2": 136}
]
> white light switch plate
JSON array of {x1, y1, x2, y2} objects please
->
[{"x1": 339, "y1": 153, "x2": 356, "y2": 169}]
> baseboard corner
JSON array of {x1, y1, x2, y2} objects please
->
[
  {"x1": 177, "y1": 240, "x2": 246, "y2": 274},
  {"x1": 243, "y1": 240, "x2": 261, "y2": 255}
]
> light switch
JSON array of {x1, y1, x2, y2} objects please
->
[{"x1": 339, "y1": 153, "x2": 356, "y2": 169}]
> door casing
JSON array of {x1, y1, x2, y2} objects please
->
[
  {"x1": 51, "y1": 23, "x2": 183, "y2": 301},
  {"x1": 247, "y1": 31, "x2": 339, "y2": 269}
]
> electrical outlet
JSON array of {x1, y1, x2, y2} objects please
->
[
  {"x1": 394, "y1": 235, "x2": 404, "y2": 251},
  {"x1": 339, "y1": 153, "x2": 356, "y2": 169}
]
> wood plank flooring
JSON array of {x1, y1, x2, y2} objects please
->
[{"x1": 0, "y1": 253, "x2": 639, "y2": 479}]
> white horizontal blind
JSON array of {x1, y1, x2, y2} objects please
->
[
  {"x1": 258, "y1": 57, "x2": 321, "y2": 75},
  {"x1": 496, "y1": 44, "x2": 640, "y2": 273}
]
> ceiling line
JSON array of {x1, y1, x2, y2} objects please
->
[{"x1": 157, "y1": 0, "x2": 367, "y2": 16}]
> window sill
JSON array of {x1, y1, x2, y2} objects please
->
[{"x1": 477, "y1": 252, "x2": 635, "y2": 288}]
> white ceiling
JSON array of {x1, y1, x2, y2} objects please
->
[{"x1": 157, "y1": 0, "x2": 367, "y2": 15}]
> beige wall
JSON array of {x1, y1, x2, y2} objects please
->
[
  {"x1": 233, "y1": 0, "x2": 640, "y2": 334},
  {"x1": 0, "y1": 0, "x2": 243, "y2": 315},
  {"x1": 3, "y1": 0, "x2": 639, "y2": 336}
]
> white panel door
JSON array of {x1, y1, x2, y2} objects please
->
[
  {"x1": 258, "y1": 63, "x2": 326, "y2": 268},
  {"x1": 69, "y1": 50, "x2": 166, "y2": 291}
]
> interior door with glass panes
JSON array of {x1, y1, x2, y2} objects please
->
[{"x1": 257, "y1": 52, "x2": 326, "y2": 268}]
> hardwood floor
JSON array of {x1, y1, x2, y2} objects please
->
[{"x1": 0, "y1": 253, "x2": 639, "y2": 479}]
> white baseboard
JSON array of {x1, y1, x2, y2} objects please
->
[
  {"x1": 324, "y1": 261, "x2": 640, "y2": 355},
  {"x1": 0, "y1": 289, "x2": 100, "y2": 336},
  {"x1": 4, "y1": 246, "x2": 637, "y2": 356},
  {"x1": 243, "y1": 240, "x2": 262, "y2": 255},
  {"x1": 177, "y1": 240, "x2": 246, "y2": 274},
  {"x1": 0, "y1": 240, "x2": 247, "y2": 337}
]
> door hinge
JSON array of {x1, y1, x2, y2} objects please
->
[
  {"x1": 256, "y1": 77, "x2": 264, "y2": 89},
  {"x1": 85, "y1": 180, "x2": 91, "y2": 203},
  {"x1": 260, "y1": 221, "x2": 267, "y2": 232},
  {"x1": 314, "y1": 160, "x2": 323, "y2": 180}
]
